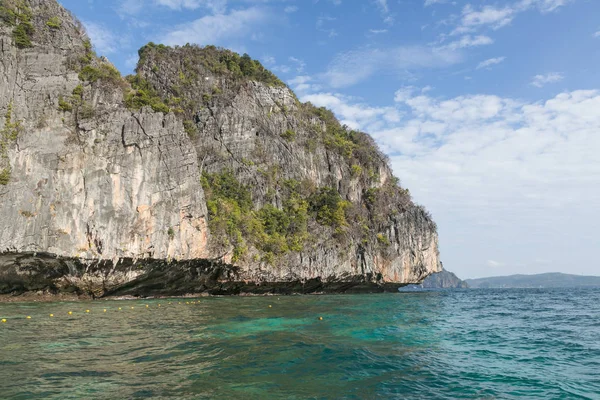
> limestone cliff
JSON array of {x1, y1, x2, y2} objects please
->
[
  {"x1": 420, "y1": 269, "x2": 469, "y2": 289},
  {"x1": 0, "y1": 0, "x2": 441, "y2": 297}
]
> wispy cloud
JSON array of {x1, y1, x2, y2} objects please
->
[
  {"x1": 382, "y1": 88, "x2": 600, "y2": 276},
  {"x1": 441, "y1": 35, "x2": 494, "y2": 51},
  {"x1": 455, "y1": 4, "x2": 515, "y2": 34},
  {"x1": 284, "y1": 5, "x2": 298, "y2": 13},
  {"x1": 424, "y1": 0, "x2": 448, "y2": 5},
  {"x1": 369, "y1": 29, "x2": 388, "y2": 34},
  {"x1": 476, "y1": 56, "x2": 506, "y2": 70},
  {"x1": 322, "y1": 46, "x2": 462, "y2": 88},
  {"x1": 373, "y1": 0, "x2": 394, "y2": 25},
  {"x1": 449, "y1": 0, "x2": 572, "y2": 36},
  {"x1": 531, "y1": 72, "x2": 564, "y2": 87},
  {"x1": 594, "y1": 30, "x2": 600, "y2": 38},
  {"x1": 82, "y1": 20, "x2": 118, "y2": 55},
  {"x1": 159, "y1": 7, "x2": 269, "y2": 46},
  {"x1": 118, "y1": 0, "x2": 226, "y2": 16}
]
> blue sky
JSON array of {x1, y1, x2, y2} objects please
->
[{"x1": 58, "y1": 0, "x2": 600, "y2": 278}]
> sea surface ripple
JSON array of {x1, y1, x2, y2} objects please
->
[{"x1": 1, "y1": 288, "x2": 599, "y2": 399}]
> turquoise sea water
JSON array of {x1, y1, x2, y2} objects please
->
[{"x1": 1, "y1": 288, "x2": 599, "y2": 399}]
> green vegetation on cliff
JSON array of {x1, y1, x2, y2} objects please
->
[
  {"x1": 0, "y1": 0, "x2": 34, "y2": 48},
  {"x1": 138, "y1": 43, "x2": 285, "y2": 88},
  {"x1": 0, "y1": 102, "x2": 21, "y2": 185},
  {"x1": 201, "y1": 171, "x2": 312, "y2": 264}
]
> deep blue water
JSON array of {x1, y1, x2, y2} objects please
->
[{"x1": 1, "y1": 288, "x2": 599, "y2": 399}]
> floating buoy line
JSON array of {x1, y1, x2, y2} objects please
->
[
  {"x1": 0, "y1": 300, "x2": 210, "y2": 324},
  {"x1": 1, "y1": 302, "x2": 326, "y2": 324}
]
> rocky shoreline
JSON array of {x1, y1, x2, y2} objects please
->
[{"x1": 0, "y1": 252, "x2": 408, "y2": 300}]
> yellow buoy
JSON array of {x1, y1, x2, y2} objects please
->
[
  {"x1": 319, "y1": 317, "x2": 323, "y2": 321},
  {"x1": 49, "y1": 314, "x2": 54, "y2": 317},
  {"x1": 131, "y1": 306, "x2": 134, "y2": 309},
  {"x1": 146, "y1": 305, "x2": 149, "y2": 308},
  {"x1": 1, "y1": 319, "x2": 6, "y2": 323},
  {"x1": 186, "y1": 302, "x2": 189, "y2": 305},
  {"x1": 86, "y1": 310, "x2": 90, "y2": 313},
  {"x1": 68, "y1": 311, "x2": 73, "y2": 315},
  {"x1": 269, "y1": 305, "x2": 272, "y2": 308},
  {"x1": 26, "y1": 316, "x2": 31, "y2": 319},
  {"x1": 158, "y1": 304, "x2": 161, "y2": 307},
  {"x1": 168, "y1": 302, "x2": 172, "y2": 305},
  {"x1": 118, "y1": 307, "x2": 122, "y2": 310},
  {"x1": 103, "y1": 309, "x2": 107, "y2": 313}
]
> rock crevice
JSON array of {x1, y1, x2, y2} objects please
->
[{"x1": 0, "y1": 0, "x2": 441, "y2": 297}]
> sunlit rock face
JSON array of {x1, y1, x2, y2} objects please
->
[{"x1": 0, "y1": 0, "x2": 440, "y2": 297}]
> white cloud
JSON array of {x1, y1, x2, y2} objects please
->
[
  {"x1": 373, "y1": 0, "x2": 394, "y2": 25},
  {"x1": 82, "y1": 21, "x2": 118, "y2": 55},
  {"x1": 118, "y1": 0, "x2": 227, "y2": 16},
  {"x1": 424, "y1": 0, "x2": 447, "y2": 5},
  {"x1": 284, "y1": 5, "x2": 298, "y2": 13},
  {"x1": 594, "y1": 31, "x2": 600, "y2": 38},
  {"x1": 301, "y1": 92, "x2": 400, "y2": 130},
  {"x1": 295, "y1": 82, "x2": 600, "y2": 276},
  {"x1": 262, "y1": 55, "x2": 276, "y2": 66},
  {"x1": 441, "y1": 35, "x2": 494, "y2": 51},
  {"x1": 322, "y1": 46, "x2": 462, "y2": 88},
  {"x1": 518, "y1": 0, "x2": 573, "y2": 13},
  {"x1": 476, "y1": 56, "x2": 506, "y2": 70},
  {"x1": 155, "y1": 0, "x2": 202, "y2": 9},
  {"x1": 374, "y1": 0, "x2": 389, "y2": 13},
  {"x1": 125, "y1": 53, "x2": 139, "y2": 71},
  {"x1": 288, "y1": 75, "x2": 323, "y2": 94},
  {"x1": 449, "y1": 0, "x2": 572, "y2": 37},
  {"x1": 160, "y1": 7, "x2": 268, "y2": 46},
  {"x1": 369, "y1": 29, "x2": 388, "y2": 34},
  {"x1": 377, "y1": 89, "x2": 600, "y2": 277},
  {"x1": 459, "y1": 4, "x2": 514, "y2": 32},
  {"x1": 531, "y1": 72, "x2": 564, "y2": 87},
  {"x1": 118, "y1": 0, "x2": 144, "y2": 16}
]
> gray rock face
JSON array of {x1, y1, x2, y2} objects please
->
[
  {"x1": 0, "y1": 0, "x2": 441, "y2": 297},
  {"x1": 420, "y1": 269, "x2": 469, "y2": 289}
]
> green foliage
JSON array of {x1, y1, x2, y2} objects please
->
[
  {"x1": 138, "y1": 43, "x2": 286, "y2": 87},
  {"x1": 167, "y1": 227, "x2": 175, "y2": 240},
  {"x1": 72, "y1": 84, "x2": 84, "y2": 97},
  {"x1": 79, "y1": 39, "x2": 94, "y2": 65},
  {"x1": 0, "y1": 102, "x2": 22, "y2": 185},
  {"x1": 351, "y1": 164, "x2": 362, "y2": 177},
  {"x1": 183, "y1": 120, "x2": 198, "y2": 138},
  {"x1": 376, "y1": 233, "x2": 390, "y2": 246},
  {"x1": 309, "y1": 187, "x2": 350, "y2": 232},
  {"x1": 138, "y1": 42, "x2": 169, "y2": 62},
  {"x1": 124, "y1": 75, "x2": 170, "y2": 113},
  {"x1": 201, "y1": 171, "x2": 309, "y2": 264},
  {"x1": 0, "y1": 167, "x2": 10, "y2": 185},
  {"x1": 58, "y1": 96, "x2": 72, "y2": 112},
  {"x1": 78, "y1": 63, "x2": 121, "y2": 84},
  {"x1": 302, "y1": 102, "x2": 388, "y2": 175},
  {"x1": 0, "y1": 5, "x2": 17, "y2": 26},
  {"x1": 12, "y1": 20, "x2": 33, "y2": 48},
  {"x1": 1, "y1": 1, "x2": 34, "y2": 48},
  {"x1": 281, "y1": 129, "x2": 296, "y2": 141},
  {"x1": 78, "y1": 102, "x2": 95, "y2": 119},
  {"x1": 46, "y1": 16, "x2": 61, "y2": 29}
]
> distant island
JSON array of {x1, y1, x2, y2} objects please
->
[
  {"x1": 466, "y1": 273, "x2": 600, "y2": 288},
  {"x1": 402, "y1": 269, "x2": 469, "y2": 289}
]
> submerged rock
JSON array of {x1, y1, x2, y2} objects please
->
[{"x1": 0, "y1": 0, "x2": 441, "y2": 297}]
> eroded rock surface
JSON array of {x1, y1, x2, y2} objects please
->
[{"x1": 0, "y1": 0, "x2": 440, "y2": 297}]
